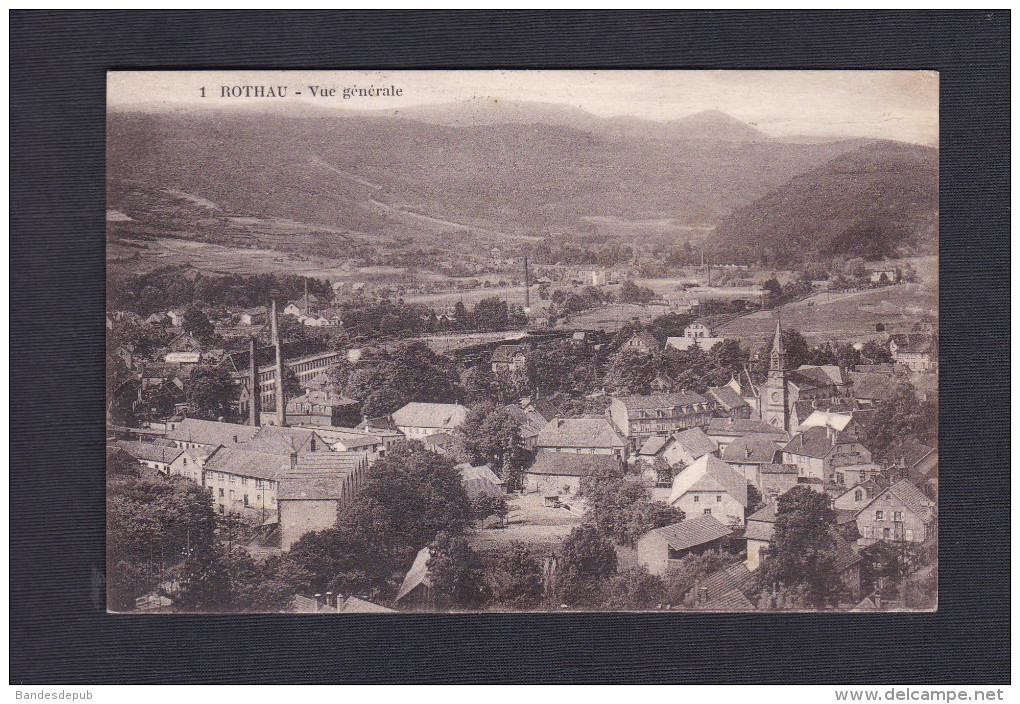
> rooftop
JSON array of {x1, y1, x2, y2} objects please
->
[
  {"x1": 721, "y1": 434, "x2": 781, "y2": 465},
  {"x1": 166, "y1": 418, "x2": 259, "y2": 447},
  {"x1": 614, "y1": 392, "x2": 709, "y2": 410},
  {"x1": 392, "y1": 402, "x2": 468, "y2": 430},
  {"x1": 202, "y1": 447, "x2": 290, "y2": 481},
  {"x1": 116, "y1": 440, "x2": 183, "y2": 465},
  {"x1": 537, "y1": 418, "x2": 626, "y2": 450},
  {"x1": 646, "y1": 515, "x2": 732, "y2": 552},
  {"x1": 668, "y1": 455, "x2": 748, "y2": 507},
  {"x1": 527, "y1": 451, "x2": 622, "y2": 478}
]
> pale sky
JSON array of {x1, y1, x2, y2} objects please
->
[{"x1": 108, "y1": 70, "x2": 938, "y2": 145}]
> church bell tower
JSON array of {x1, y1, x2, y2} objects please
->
[{"x1": 761, "y1": 316, "x2": 791, "y2": 431}]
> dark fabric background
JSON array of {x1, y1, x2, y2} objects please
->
[{"x1": 9, "y1": 10, "x2": 1010, "y2": 684}]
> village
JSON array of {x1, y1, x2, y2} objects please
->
[{"x1": 106, "y1": 260, "x2": 938, "y2": 613}]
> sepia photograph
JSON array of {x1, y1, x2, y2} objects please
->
[{"x1": 105, "y1": 69, "x2": 939, "y2": 615}]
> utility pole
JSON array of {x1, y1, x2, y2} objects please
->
[
  {"x1": 271, "y1": 300, "x2": 287, "y2": 427},
  {"x1": 523, "y1": 255, "x2": 531, "y2": 311}
]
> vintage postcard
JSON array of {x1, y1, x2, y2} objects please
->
[{"x1": 106, "y1": 70, "x2": 938, "y2": 613}]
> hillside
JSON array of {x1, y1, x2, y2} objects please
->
[
  {"x1": 711, "y1": 141, "x2": 939, "y2": 264},
  {"x1": 107, "y1": 107, "x2": 865, "y2": 267}
]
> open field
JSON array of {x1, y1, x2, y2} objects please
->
[
  {"x1": 719, "y1": 282, "x2": 938, "y2": 346},
  {"x1": 556, "y1": 302, "x2": 673, "y2": 331},
  {"x1": 468, "y1": 493, "x2": 583, "y2": 551}
]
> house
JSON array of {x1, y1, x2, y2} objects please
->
[
  {"x1": 505, "y1": 398, "x2": 559, "y2": 451},
  {"x1": 165, "y1": 418, "x2": 260, "y2": 450},
  {"x1": 608, "y1": 392, "x2": 713, "y2": 451},
  {"x1": 166, "y1": 332, "x2": 203, "y2": 354},
  {"x1": 706, "y1": 386, "x2": 752, "y2": 419},
  {"x1": 536, "y1": 417, "x2": 628, "y2": 460},
  {"x1": 457, "y1": 463, "x2": 505, "y2": 498},
  {"x1": 758, "y1": 463, "x2": 802, "y2": 499},
  {"x1": 622, "y1": 331, "x2": 659, "y2": 355},
  {"x1": 167, "y1": 309, "x2": 185, "y2": 327},
  {"x1": 889, "y1": 334, "x2": 937, "y2": 372},
  {"x1": 667, "y1": 454, "x2": 748, "y2": 527},
  {"x1": 305, "y1": 426, "x2": 386, "y2": 458},
  {"x1": 164, "y1": 351, "x2": 201, "y2": 366},
  {"x1": 116, "y1": 440, "x2": 184, "y2": 475},
  {"x1": 394, "y1": 547, "x2": 435, "y2": 610},
  {"x1": 888, "y1": 441, "x2": 937, "y2": 488},
  {"x1": 721, "y1": 433, "x2": 783, "y2": 487},
  {"x1": 238, "y1": 307, "x2": 266, "y2": 326},
  {"x1": 664, "y1": 322, "x2": 725, "y2": 352},
  {"x1": 796, "y1": 410, "x2": 864, "y2": 440},
  {"x1": 391, "y1": 402, "x2": 468, "y2": 440},
  {"x1": 869, "y1": 267, "x2": 898, "y2": 284},
  {"x1": 796, "y1": 364, "x2": 848, "y2": 393},
  {"x1": 705, "y1": 417, "x2": 789, "y2": 452},
  {"x1": 833, "y1": 463, "x2": 884, "y2": 488},
  {"x1": 691, "y1": 562, "x2": 755, "y2": 607},
  {"x1": 637, "y1": 515, "x2": 734, "y2": 575},
  {"x1": 855, "y1": 363, "x2": 896, "y2": 376},
  {"x1": 636, "y1": 435, "x2": 670, "y2": 462},
  {"x1": 245, "y1": 425, "x2": 330, "y2": 455},
  {"x1": 744, "y1": 503, "x2": 776, "y2": 569},
  {"x1": 490, "y1": 344, "x2": 529, "y2": 375},
  {"x1": 145, "y1": 311, "x2": 170, "y2": 326},
  {"x1": 856, "y1": 480, "x2": 936, "y2": 545},
  {"x1": 279, "y1": 389, "x2": 361, "y2": 428},
  {"x1": 422, "y1": 432, "x2": 459, "y2": 456},
  {"x1": 848, "y1": 372, "x2": 899, "y2": 406},
  {"x1": 781, "y1": 425, "x2": 872, "y2": 483},
  {"x1": 833, "y1": 480, "x2": 884, "y2": 513},
  {"x1": 523, "y1": 450, "x2": 622, "y2": 496},
  {"x1": 661, "y1": 427, "x2": 718, "y2": 468},
  {"x1": 724, "y1": 372, "x2": 760, "y2": 418},
  {"x1": 278, "y1": 451, "x2": 369, "y2": 550},
  {"x1": 201, "y1": 446, "x2": 291, "y2": 520}
]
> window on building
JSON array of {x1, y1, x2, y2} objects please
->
[
  {"x1": 310, "y1": 438, "x2": 317, "y2": 451},
  {"x1": 716, "y1": 495, "x2": 722, "y2": 503},
  {"x1": 894, "y1": 511, "x2": 903, "y2": 522},
  {"x1": 218, "y1": 505, "x2": 224, "y2": 515},
  {"x1": 875, "y1": 510, "x2": 884, "y2": 520},
  {"x1": 703, "y1": 509, "x2": 712, "y2": 515},
  {"x1": 854, "y1": 489, "x2": 863, "y2": 502},
  {"x1": 883, "y1": 527, "x2": 891, "y2": 539},
  {"x1": 693, "y1": 495, "x2": 699, "y2": 503},
  {"x1": 218, "y1": 488, "x2": 224, "y2": 498},
  {"x1": 229, "y1": 490, "x2": 235, "y2": 501},
  {"x1": 244, "y1": 494, "x2": 249, "y2": 507},
  {"x1": 241, "y1": 477, "x2": 247, "y2": 486}
]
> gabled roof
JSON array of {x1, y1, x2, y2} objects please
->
[
  {"x1": 669, "y1": 427, "x2": 718, "y2": 459},
  {"x1": 202, "y1": 447, "x2": 290, "y2": 481},
  {"x1": 644, "y1": 515, "x2": 732, "y2": 552},
  {"x1": 457, "y1": 463, "x2": 505, "y2": 495},
  {"x1": 625, "y1": 331, "x2": 659, "y2": 349},
  {"x1": 862, "y1": 480, "x2": 935, "y2": 522},
  {"x1": 537, "y1": 418, "x2": 626, "y2": 450},
  {"x1": 166, "y1": 418, "x2": 259, "y2": 447},
  {"x1": 504, "y1": 404, "x2": 549, "y2": 439},
  {"x1": 788, "y1": 367, "x2": 837, "y2": 391},
  {"x1": 849, "y1": 372, "x2": 898, "y2": 403},
  {"x1": 341, "y1": 597, "x2": 396, "y2": 613},
  {"x1": 395, "y1": 547, "x2": 432, "y2": 602},
  {"x1": 699, "y1": 562, "x2": 754, "y2": 602},
  {"x1": 116, "y1": 440, "x2": 183, "y2": 465},
  {"x1": 246, "y1": 425, "x2": 325, "y2": 455},
  {"x1": 891, "y1": 440, "x2": 936, "y2": 470},
  {"x1": 721, "y1": 434, "x2": 782, "y2": 465},
  {"x1": 797, "y1": 364, "x2": 846, "y2": 387},
  {"x1": 665, "y1": 336, "x2": 724, "y2": 352},
  {"x1": 278, "y1": 453, "x2": 363, "y2": 500},
  {"x1": 783, "y1": 426, "x2": 843, "y2": 459},
  {"x1": 831, "y1": 532, "x2": 863, "y2": 572},
  {"x1": 392, "y1": 402, "x2": 468, "y2": 430},
  {"x1": 699, "y1": 588, "x2": 755, "y2": 611},
  {"x1": 799, "y1": 410, "x2": 855, "y2": 432},
  {"x1": 668, "y1": 455, "x2": 748, "y2": 507},
  {"x1": 706, "y1": 417, "x2": 789, "y2": 438},
  {"x1": 638, "y1": 435, "x2": 669, "y2": 456},
  {"x1": 707, "y1": 386, "x2": 749, "y2": 411},
  {"x1": 288, "y1": 389, "x2": 358, "y2": 408},
  {"x1": 613, "y1": 392, "x2": 709, "y2": 411},
  {"x1": 747, "y1": 502, "x2": 777, "y2": 524},
  {"x1": 526, "y1": 451, "x2": 622, "y2": 478}
]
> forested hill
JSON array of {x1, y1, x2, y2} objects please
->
[{"x1": 711, "y1": 141, "x2": 939, "y2": 264}]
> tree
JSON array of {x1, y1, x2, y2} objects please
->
[
  {"x1": 762, "y1": 277, "x2": 783, "y2": 303},
  {"x1": 489, "y1": 542, "x2": 545, "y2": 609},
  {"x1": 186, "y1": 365, "x2": 237, "y2": 421},
  {"x1": 756, "y1": 485, "x2": 848, "y2": 609},
  {"x1": 457, "y1": 403, "x2": 531, "y2": 490},
  {"x1": 603, "y1": 567, "x2": 665, "y2": 610},
  {"x1": 661, "y1": 550, "x2": 739, "y2": 607},
  {"x1": 862, "y1": 381, "x2": 937, "y2": 462},
  {"x1": 618, "y1": 279, "x2": 655, "y2": 304},
  {"x1": 472, "y1": 493, "x2": 510, "y2": 527},
  {"x1": 182, "y1": 306, "x2": 215, "y2": 342},
  {"x1": 556, "y1": 525, "x2": 618, "y2": 606},
  {"x1": 426, "y1": 531, "x2": 489, "y2": 608},
  {"x1": 344, "y1": 343, "x2": 463, "y2": 418},
  {"x1": 746, "y1": 484, "x2": 766, "y2": 516},
  {"x1": 106, "y1": 472, "x2": 217, "y2": 611},
  {"x1": 286, "y1": 442, "x2": 472, "y2": 596}
]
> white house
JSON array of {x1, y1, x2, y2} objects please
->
[
  {"x1": 668, "y1": 454, "x2": 749, "y2": 527},
  {"x1": 391, "y1": 402, "x2": 469, "y2": 440}
]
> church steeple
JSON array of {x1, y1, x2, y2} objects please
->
[{"x1": 762, "y1": 312, "x2": 791, "y2": 431}]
